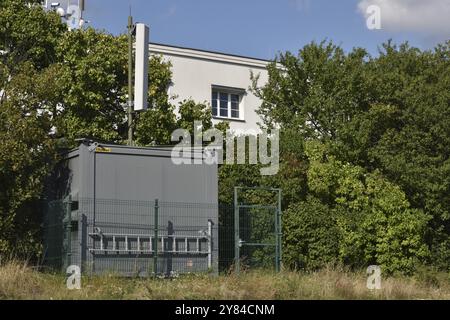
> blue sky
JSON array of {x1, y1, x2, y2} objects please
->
[{"x1": 78, "y1": 0, "x2": 449, "y2": 60}]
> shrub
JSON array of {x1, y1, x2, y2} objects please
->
[{"x1": 283, "y1": 196, "x2": 339, "y2": 270}]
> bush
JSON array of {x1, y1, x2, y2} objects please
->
[
  {"x1": 305, "y1": 141, "x2": 430, "y2": 274},
  {"x1": 283, "y1": 196, "x2": 339, "y2": 270}
]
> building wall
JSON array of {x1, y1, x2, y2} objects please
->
[{"x1": 150, "y1": 44, "x2": 269, "y2": 135}]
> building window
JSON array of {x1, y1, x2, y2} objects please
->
[{"x1": 211, "y1": 89, "x2": 243, "y2": 120}]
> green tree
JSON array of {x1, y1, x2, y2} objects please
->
[
  {"x1": 306, "y1": 141, "x2": 430, "y2": 274},
  {"x1": 252, "y1": 41, "x2": 371, "y2": 139},
  {"x1": 0, "y1": 61, "x2": 60, "y2": 256},
  {"x1": 0, "y1": 0, "x2": 64, "y2": 257},
  {"x1": 252, "y1": 39, "x2": 449, "y2": 272},
  {"x1": 53, "y1": 28, "x2": 129, "y2": 143},
  {"x1": 0, "y1": 0, "x2": 66, "y2": 73},
  {"x1": 365, "y1": 42, "x2": 450, "y2": 270}
]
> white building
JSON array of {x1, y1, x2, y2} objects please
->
[{"x1": 149, "y1": 43, "x2": 270, "y2": 134}]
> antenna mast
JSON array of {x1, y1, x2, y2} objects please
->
[{"x1": 127, "y1": 13, "x2": 134, "y2": 146}]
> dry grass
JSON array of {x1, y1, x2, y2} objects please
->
[{"x1": 0, "y1": 261, "x2": 449, "y2": 300}]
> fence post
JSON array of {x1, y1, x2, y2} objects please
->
[
  {"x1": 153, "y1": 199, "x2": 159, "y2": 278},
  {"x1": 277, "y1": 189, "x2": 282, "y2": 273},
  {"x1": 234, "y1": 187, "x2": 240, "y2": 275},
  {"x1": 64, "y1": 195, "x2": 72, "y2": 272},
  {"x1": 274, "y1": 205, "x2": 279, "y2": 273},
  {"x1": 207, "y1": 219, "x2": 212, "y2": 270}
]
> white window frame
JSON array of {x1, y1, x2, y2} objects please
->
[{"x1": 211, "y1": 87, "x2": 244, "y2": 121}]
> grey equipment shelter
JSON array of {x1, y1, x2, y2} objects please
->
[{"x1": 45, "y1": 139, "x2": 219, "y2": 276}]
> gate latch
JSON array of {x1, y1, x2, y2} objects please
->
[{"x1": 238, "y1": 239, "x2": 245, "y2": 248}]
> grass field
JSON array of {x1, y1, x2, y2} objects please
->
[{"x1": 0, "y1": 261, "x2": 449, "y2": 300}]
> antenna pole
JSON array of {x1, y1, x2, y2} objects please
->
[
  {"x1": 127, "y1": 14, "x2": 134, "y2": 146},
  {"x1": 79, "y1": 0, "x2": 85, "y2": 18}
]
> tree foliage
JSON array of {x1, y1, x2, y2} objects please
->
[
  {"x1": 283, "y1": 196, "x2": 339, "y2": 270},
  {"x1": 0, "y1": 0, "x2": 64, "y2": 256},
  {"x1": 244, "y1": 40, "x2": 449, "y2": 273},
  {"x1": 306, "y1": 141, "x2": 430, "y2": 274},
  {"x1": 0, "y1": 1, "x2": 214, "y2": 258}
]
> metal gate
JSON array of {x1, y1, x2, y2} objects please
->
[{"x1": 234, "y1": 187, "x2": 282, "y2": 274}]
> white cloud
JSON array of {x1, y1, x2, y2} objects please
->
[{"x1": 357, "y1": 0, "x2": 450, "y2": 35}]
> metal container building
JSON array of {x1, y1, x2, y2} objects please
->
[{"x1": 46, "y1": 139, "x2": 219, "y2": 276}]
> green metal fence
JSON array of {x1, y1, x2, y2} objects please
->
[
  {"x1": 42, "y1": 193, "x2": 281, "y2": 276},
  {"x1": 234, "y1": 187, "x2": 282, "y2": 274}
]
